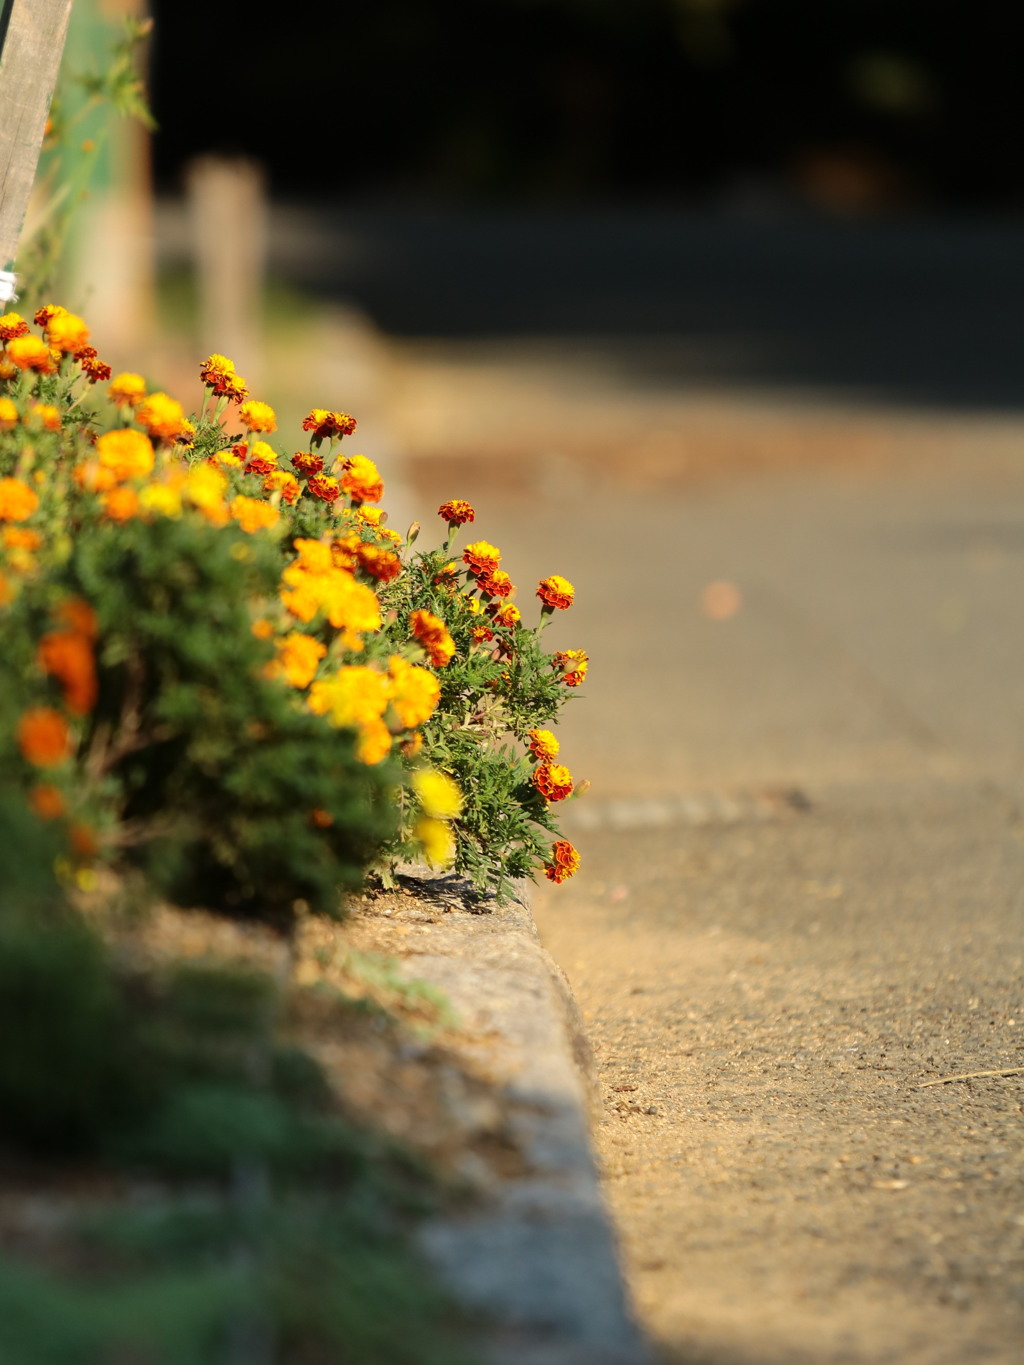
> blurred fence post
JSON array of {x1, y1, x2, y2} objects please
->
[
  {"x1": 187, "y1": 155, "x2": 266, "y2": 387},
  {"x1": 0, "y1": 0, "x2": 75, "y2": 285}
]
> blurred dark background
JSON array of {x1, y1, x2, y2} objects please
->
[{"x1": 149, "y1": 0, "x2": 1023, "y2": 210}]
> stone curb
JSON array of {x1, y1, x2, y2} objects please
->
[{"x1": 379, "y1": 878, "x2": 654, "y2": 1365}]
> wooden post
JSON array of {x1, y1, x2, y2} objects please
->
[{"x1": 0, "y1": 0, "x2": 75, "y2": 288}]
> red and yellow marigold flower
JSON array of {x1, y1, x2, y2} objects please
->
[
  {"x1": 6, "y1": 335, "x2": 57, "y2": 374},
  {"x1": 533, "y1": 762, "x2": 574, "y2": 802},
  {"x1": 96, "y1": 427, "x2": 154, "y2": 482},
  {"x1": 108, "y1": 372, "x2": 147, "y2": 407},
  {"x1": 438, "y1": 499, "x2": 475, "y2": 526},
  {"x1": 492, "y1": 603, "x2": 521, "y2": 629},
  {"x1": 246, "y1": 441, "x2": 278, "y2": 475},
  {"x1": 0, "y1": 312, "x2": 29, "y2": 341},
  {"x1": 0, "y1": 478, "x2": 39, "y2": 522},
  {"x1": 0, "y1": 398, "x2": 19, "y2": 430},
  {"x1": 268, "y1": 632, "x2": 326, "y2": 689},
  {"x1": 199, "y1": 355, "x2": 246, "y2": 399},
  {"x1": 477, "y1": 569, "x2": 513, "y2": 598},
  {"x1": 230, "y1": 495, "x2": 279, "y2": 534},
  {"x1": 528, "y1": 728, "x2": 560, "y2": 762},
  {"x1": 263, "y1": 469, "x2": 301, "y2": 504},
  {"x1": 45, "y1": 311, "x2": 89, "y2": 353},
  {"x1": 33, "y1": 305, "x2": 66, "y2": 328},
  {"x1": 74, "y1": 347, "x2": 111, "y2": 383},
  {"x1": 356, "y1": 543, "x2": 402, "y2": 582},
  {"x1": 302, "y1": 409, "x2": 357, "y2": 442},
  {"x1": 307, "y1": 473, "x2": 340, "y2": 503},
  {"x1": 17, "y1": 707, "x2": 72, "y2": 767},
  {"x1": 537, "y1": 575, "x2": 575, "y2": 610},
  {"x1": 340, "y1": 454, "x2": 384, "y2": 504},
  {"x1": 410, "y1": 608, "x2": 455, "y2": 667},
  {"x1": 463, "y1": 540, "x2": 501, "y2": 575},
  {"x1": 544, "y1": 839, "x2": 581, "y2": 883},
  {"x1": 291, "y1": 451, "x2": 325, "y2": 475},
  {"x1": 552, "y1": 648, "x2": 588, "y2": 686},
  {"x1": 136, "y1": 392, "x2": 187, "y2": 442},
  {"x1": 37, "y1": 630, "x2": 97, "y2": 714},
  {"x1": 238, "y1": 400, "x2": 277, "y2": 433},
  {"x1": 470, "y1": 624, "x2": 495, "y2": 644}
]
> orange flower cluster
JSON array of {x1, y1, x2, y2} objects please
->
[
  {"x1": 37, "y1": 626, "x2": 97, "y2": 715},
  {"x1": 537, "y1": 575, "x2": 575, "y2": 610},
  {"x1": 0, "y1": 478, "x2": 39, "y2": 522},
  {"x1": 302, "y1": 409, "x2": 357, "y2": 442},
  {"x1": 200, "y1": 354, "x2": 248, "y2": 402},
  {"x1": 410, "y1": 609, "x2": 455, "y2": 667},
  {"x1": 339, "y1": 455, "x2": 384, "y2": 505},
  {"x1": 109, "y1": 372, "x2": 147, "y2": 407},
  {"x1": 533, "y1": 762, "x2": 574, "y2": 802},
  {"x1": 544, "y1": 839, "x2": 581, "y2": 883},
  {"x1": 136, "y1": 393, "x2": 188, "y2": 443},
  {"x1": 438, "y1": 499, "x2": 475, "y2": 526},
  {"x1": 478, "y1": 569, "x2": 513, "y2": 598}
]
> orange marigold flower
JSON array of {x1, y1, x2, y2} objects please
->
[
  {"x1": 263, "y1": 469, "x2": 301, "y2": 504},
  {"x1": 0, "y1": 360, "x2": 16, "y2": 381},
  {"x1": 57, "y1": 597, "x2": 98, "y2": 640},
  {"x1": 356, "y1": 543, "x2": 402, "y2": 582},
  {"x1": 185, "y1": 463, "x2": 229, "y2": 525},
  {"x1": 307, "y1": 473, "x2": 340, "y2": 503},
  {"x1": 477, "y1": 568, "x2": 513, "y2": 598},
  {"x1": 108, "y1": 372, "x2": 147, "y2": 407},
  {"x1": 239, "y1": 400, "x2": 277, "y2": 432},
  {"x1": 292, "y1": 538, "x2": 335, "y2": 574},
  {"x1": 17, "y1": 707, "x2": 72, "y2": 767},
  {"x1": 101, "y1": 486, "x2": 141, "y2": 523},
  {"x1": 69, "y1": 823, "x2": 99, "y2": 858},
  {"x1": 339, "y1": 454, "x2": 384, "y2": 504},
  {"x1": 410, "y1": 608, "x2": 455, "y2": 667},
  {"x1": 0, "y1": 477, "x2": 39, "y2": 521},
  {"x1": 73, "y1": 461, "x2": 117, "y2": 493},
  {"x1": 552, "y1": 648, "x2": 588, "y2": 686},
  {"x1": 537, "y1": 574, "x2": 575, "y2": 610},
  {"x1": 29, "y1": 783, "x2": 65, "y2": 820},
  {"x1": 528, "y1": 728, "x2": 560, "y2": 762},
  {"x1": 463, "y1": 540, "x2": 501, "y2": 575},
  {"x1": 0, "y1": 312, "x2": 29, "y2": 341},
  {"x1": 45, "y1": 311, "x2": 89, "y2": 353},
  {"x1": 136, "y1": 392, "x2": 187, "y2": 442},
  {"x1": 269, "y1": 632, "x2": 327, "y2": 689},
  {"x1": 544, "y1": 839, "x2": 581, "y2": 883},
  {"x1": 7, "y1": 335, "x2": 57, "y2": 374},
  {"x1": 96, "y1": 427, "x2": 154, "y2": 482},
  {"x1": 38, "y1": 630, "x2": 97, "y2": 714},
  {"x1": 29, "y1": 403, "x2": 61, "y2": 432},
  {"x1": 0, "y1": 398, "x2": 19, "y2": 430},
  {"x1": 387, "y1": 656, "x2": 440, "y2": 729},
  {"x1": 251, "y1": 617, "x2": 275, "y2": 640},
  {"x1": 4, "y1": 527, "x2": 43, "y2": 551},
  {"x1": 438, "y1": 499, "x2": 475, "y2": 526},
  {"x1": 302, "y1": 408, "x2": 357, "y2": 442},
  {"x1": 230, "y1": 495, "x2": 280, "y2": 534},
  {"x1": 291, "y1": 450, "x2": 324, "y2": 475},
  {"x1": 533, "y1": 762, "x2": 574, "y2": 802},
  {"x1": 492, "y1": 603, "x2": 521, "y2": 629}
]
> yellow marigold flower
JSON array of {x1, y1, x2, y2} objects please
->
[
  {"x1": 0, "y1": 359, "x2": 16, "y2": 381},
  {"x1": 199, "y1": 353, "x2": 235, "y2": 383},
  {"x1": 279, "y1": 579, "x2": 320, "y2": 623},
  {"x1": 29, "y1": 403, "x2": 61, "y2": 432},
  {"x1": 0, "y1": 478, "x2": 39, "y2": 522},
  {"x1": 7, "y1": 335, "x2": 57, "y2": 374},
  {"x1": 177, "y1": 420, "x2": 197, "y2": 449},
  {"x1": 45, "y1": 311, "x2": 89, "y2": 353},
  {"x1": 108, "y1": 372, "x2": 147, "y2": 407},
  {"x1": 533, "y1": 762, "x2": 574, "y2": 802},
  {"x1": 17, "y1": 707, "x2": 72, "y2": 767},
  {"x1": 339, "y1": 454, "x2": 384, "y2": 504},
  {"x1": 0, "y1": 312, "x2": 29, "y2": 341},
  {"x1": 355, "y1": 717, "x2": 393, "y2": 765},
  {"x1": 318, "y1": 571, "x2": 382, "y2": 635},
  {"x1": 415, "y1": 816, "x2": 455, "y2": 869},
  {"x1": 357, "y1": 506, "x2": 385, "y2": 527},
  {"x1": 0, "y1": 398, "x2": 19, "y2": 430},
  {"x1": 438, "y1": 499, "x2": 475, "y2": 526},
  {"x1": 378, "y1": 526, "x2": 403, "y2": 546},
  {"x1": 409, "y1": 608, "x2": 455, "y2": 667},
  {"x1": 138, "y1": 481, "x2": 183, "y2": 520},
  {"x1": 185, "y1": 463, "x2": 229, "y2": 525},
  {"x1": 544, "y1": 839, "x2": 581, "y2": 883},
  {"x1": 101, "y1": 486, "x2": 140, "y2": 522},
  {"x1": 412, "y1": 769, "x2": 463, "y2": 820},
  {"x1": 263, "y1": 469, "x2": 300, "y2": 504},
  {"x1": 528, "y1": 728, "x2": 560, "y2": 762},
  {"x1": 136, "y1": 392, "x2": 187, "y2": 442},
  {"x1": 231, "y1": 495, "x2": 279, "y2": 534},
  {"x1": 215, "y1": 449, "x2": 244, "y2": 468},
  {"x1": 463, "y1": 540, "x2": 501, "y2": 575},
  {"x1": 96, "y1": 428, "x2": 155, "y2": 482},
  {"x1": 239, "y1": 400, "x2": 277, "y2": 433},
  {"x1": 249, "y1": 440, "x2": 278, "y2": 467},
  {"x1": 308, "y1": 665, "x2": 391, "y2": 728},
  {"x1": 537, "y1": 574, "x2": 575, "y2": 610},
  {"x1": 291, "y1": 538, "x2": 334, "y2": 574},
  {"x1": 269, "y1": 632, "x2": 326, "y2": 689},
  {"x1": 387, "y1": 656, "x2": 440, "y2": 730}
]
